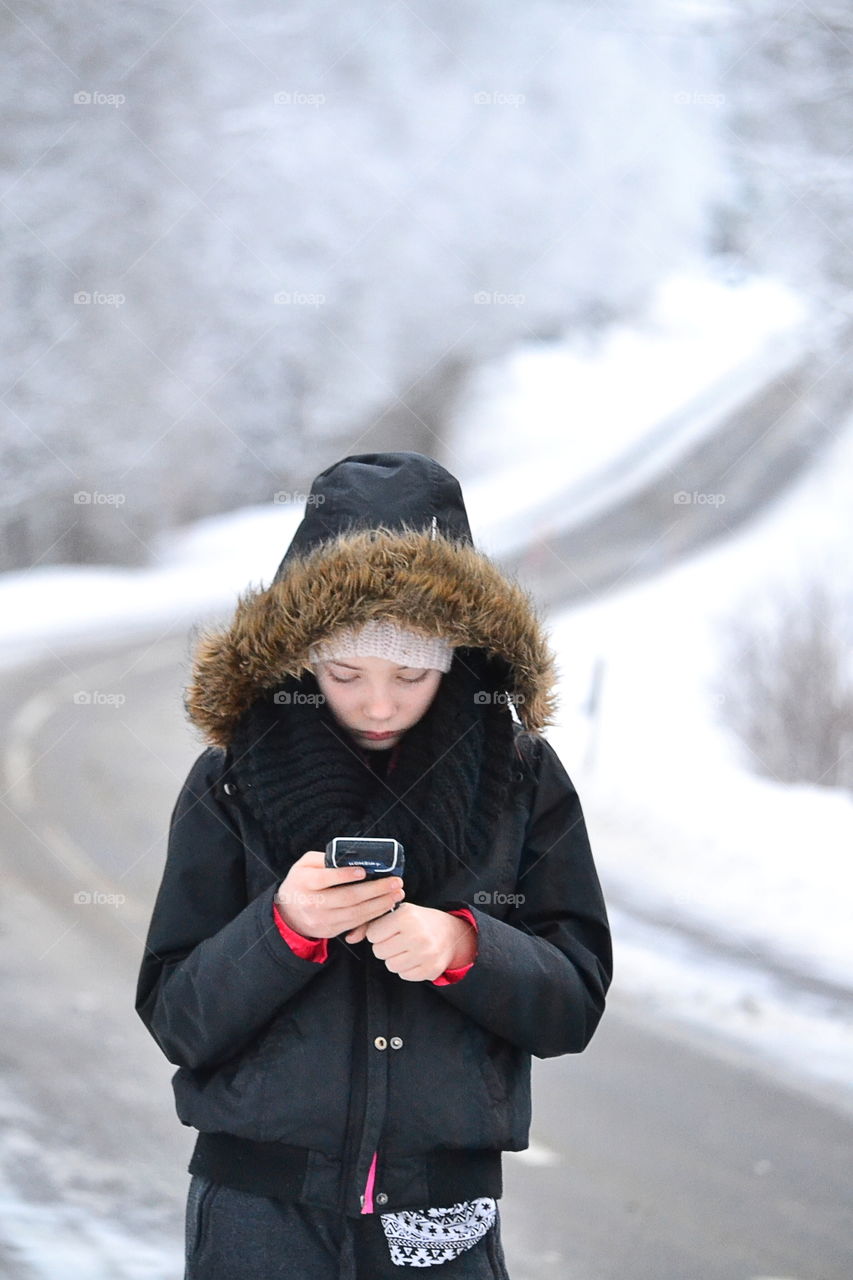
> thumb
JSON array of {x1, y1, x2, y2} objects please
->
[{"x1": 345, "y1": 923, "x2": 369, "y2": 944}]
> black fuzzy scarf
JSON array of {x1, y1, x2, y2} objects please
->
[{"x1": 227, "y1": 648, "x2": 516, "y2": 904}]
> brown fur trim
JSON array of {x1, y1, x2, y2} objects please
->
[{"x1": 184, "y1": 525, "x2": 558, "y2": 747}]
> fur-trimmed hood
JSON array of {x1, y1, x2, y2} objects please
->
[
  {"x1": 184, "y1": 525, "x2": 558, "y2": 748},
  {"x1": 184, "y1": 452, "x2": 559, "y2": 748}
]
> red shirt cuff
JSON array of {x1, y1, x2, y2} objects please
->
[
  {"x1": 273, "y1": 900, "x2": 328, "y2": 964},
  {"x1": 432, "y1": 907, "x2": 478, "y2": 985}
]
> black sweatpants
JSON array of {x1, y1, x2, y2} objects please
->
[{"x1": 184, "y1": 1174, "x2": 511, "y2": 1279}]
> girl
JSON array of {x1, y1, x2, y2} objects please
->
[{"x1": 136, "y1": 451, "x2": 612, "y2": 1278}]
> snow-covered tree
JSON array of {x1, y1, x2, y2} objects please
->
[
  {"x1": 715, "y1": 0, "x2": 853, "y2": 313},
  {"x1": 1, "y1": 0, "x2": 728, "y2": 568}
]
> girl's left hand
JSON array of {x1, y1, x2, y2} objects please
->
[{"x1": 344, "y1": 904, "x2": 476, "y2": 981}]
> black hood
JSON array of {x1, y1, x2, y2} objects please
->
[{"x1": 273, "y1": 452, "x2": 474, "y2": 579}]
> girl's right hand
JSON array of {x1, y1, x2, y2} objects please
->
[{"x1": 274, "y1": 850, "x2": 404, "y2": 940}]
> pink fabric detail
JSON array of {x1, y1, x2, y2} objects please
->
[
  {"x1": 432, "y1": 907, "x2": 478, "y2": 985},
  {"x1": 272, "y1": 901, "x2": 328, "y2": 963},
  {"x1": 362, "y1": 1149, "x2": 378, "y2": 1214}
]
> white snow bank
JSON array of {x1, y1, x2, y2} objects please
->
[
  {"x1": 451, "y1": 267, "x2": 810, "y2": 556},
  {"x1": 546, "y1": 406, "x2": 853, "y2": 998}
]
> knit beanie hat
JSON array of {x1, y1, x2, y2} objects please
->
[{"x1": 308, "y1": 619, "x2": 454, "y2": 672}]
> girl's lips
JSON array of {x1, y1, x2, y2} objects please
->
[{"x1": 359, "y1": 730, "x2": 400, "y2": 739}]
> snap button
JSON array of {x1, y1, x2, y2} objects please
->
[
  {"x1": 389, "y1": 1036, "x2": 403, "y2": 1049},
  {"x1": 223, "y1": 781, "x2": 237, "y2": 796},
  {"x1": 375, "y1": 1192, "x2": 388, "y2": 1205},
  {"x1": 374, "y1": 1036, "x2": 387, "y2": 1050}
]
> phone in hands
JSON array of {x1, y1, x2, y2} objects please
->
[{"x1": 324, "y1": 836, "x2": 405, "y2": 880}]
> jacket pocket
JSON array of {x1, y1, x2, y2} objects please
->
[
  {"x1": 185, "y1": 1173, "x2": 219, "y2": 1261},
  {"x1": 476, "y1": 1033, "x2": 510, "y2": 1106}
]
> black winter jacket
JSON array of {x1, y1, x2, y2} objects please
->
[
  {"x1": 135, "y1": 451, "x2": 612, "y2": 1215},
  {"x1": 136, "y1": 728, "x2": 611, "y2": 1214}
]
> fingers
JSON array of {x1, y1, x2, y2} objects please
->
[
  {"x1": 362, "y1": 906, "x2": 446, "y2": 981},
  {"x1": 334, "y1": 885, "x2": 404, "y2": 929},
  {"x1": 297, "y1": 852, "x2": 402, "y2": 900},
  {"x1": 295, "y1": 850, "x2": 328, "y2": 867},
  {"x1": 296, "y1": 850, "x2": 369, "y2": 888},
  {"x1": 286, "y1": 854, "x2": 405, "y2": 938},
  {"x1": 323, "y1": 876, "x2": 404, "y2": 912},
  {"x1": 343, "y1": 901, "x2": 402, "y2": 952},
  {"x1": 343, "y1": 888, "x2": 407, "y2": 942}
]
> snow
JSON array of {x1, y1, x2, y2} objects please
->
[
  {"x1": 545, "y1": 413, "x2": 853, "y2": 994},
  {"x1": 0, "y1": 504, "x2": 301, "y2": 669},
  {"x1": 0, "y1": 1081, "x2": 177, "y2": 1279},
  {"x1": 542, "y1": 403, "x2": 853, "y2": 1103},
  {"x1": 0, "y1": 266, "x2": 849, "y2": 1114},
  {"x1": 3, "y1": 0, "x2": 728, "y2": 503},
  {"x1": 451, "y1": 268, "x2": 810, "y2": 556},
  {"x1": 0, "y1": 269, "x2": 810, "y2": 657}
]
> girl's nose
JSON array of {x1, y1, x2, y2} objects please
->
[{"x1": 364, "y1": 690, "x2": 395, "y2": 720}]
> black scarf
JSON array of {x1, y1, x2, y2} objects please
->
[{"x1": 228, "y1": 648, "x2": 516, "y2": 904}]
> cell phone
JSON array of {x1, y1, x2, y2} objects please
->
[{"x1": 325, "y1": 836, "x2": 405, "y2": 880}]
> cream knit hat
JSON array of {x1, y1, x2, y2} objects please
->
[{"x1": 308, "y1": 619, "x2": 454, "y2": 672}]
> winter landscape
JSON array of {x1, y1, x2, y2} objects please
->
[{"x1": 2, "y1": 2, "x2": 852, "y2": 1277}]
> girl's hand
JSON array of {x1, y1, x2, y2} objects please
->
[
  {"x1": 351, "y1": 904, "x2": 477, "y2": 981},
  {"x1": 275, "y1": 851, "x2": 404, "y2": 939}
]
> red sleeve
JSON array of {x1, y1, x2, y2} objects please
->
[
  {"x1": 273, "y1": 901, "x2": 328, "y2": 964},
  {"x1": 432, "y1": 907, "x2": 478, "y2": 986}
]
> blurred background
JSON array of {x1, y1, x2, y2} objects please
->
[{"x1": 1, "y1": 1, "x2": 852, "y2": 1276}]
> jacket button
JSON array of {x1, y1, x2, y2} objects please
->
[
  {"x1": 223, "y1": 781, "x2": 237, "y2": 795},
  {"x1": 375, "y1": 1192, "x2": 388, "y2": 1205},
  {"x1": 389, "y1": 1036, "x2": 403, "y2": 1049},
  {"x1": 374, "y1": 1036, "x2": 387, "y2": 1050}
]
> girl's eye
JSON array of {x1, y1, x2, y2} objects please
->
[{"x1": 327, "y1": 671, "x2": 428, "y2": 684}]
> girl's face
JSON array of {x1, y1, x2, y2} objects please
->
[{"x1": 311, "y1": 655, "x2": 444, "y2": 750}]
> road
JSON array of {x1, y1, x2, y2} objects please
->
[
  {"x1": 501, "y1": 327, "x2": 853, "y2": 611},
  {"x1": 1, "y1": 629, "x2": 851, "y2": 1278}
]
